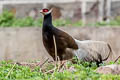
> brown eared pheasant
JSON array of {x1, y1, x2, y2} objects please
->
[{"x1": 40, "y1": 8, "x2": 114, "y2": 66}]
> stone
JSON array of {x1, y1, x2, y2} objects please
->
[{"x1": 96, "y1": 64, "x2": 120, "y2": 75}]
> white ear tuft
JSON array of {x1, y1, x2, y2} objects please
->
[{"x1": 45, "y1": 8, "x2": 53, "y2": 15}]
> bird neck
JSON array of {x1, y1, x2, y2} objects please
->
[{"x1": 43, "y1": 13, "x2": 53, "y2": 31}]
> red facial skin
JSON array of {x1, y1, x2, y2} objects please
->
[
  {"x1": 42, "y1": 9, "x2": 49, "y2": 12},
  {"x1": 40, "y1": 9, "x2": 49, "y2": 15}
]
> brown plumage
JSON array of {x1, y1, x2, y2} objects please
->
[
  {"x1": 40, "y1": 8, "x2": 114, "y2": 67},
  {"x1": 40, "y1": 8, "x2": 78, "y2": 60}
]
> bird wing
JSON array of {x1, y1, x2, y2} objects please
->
[{"x1": 53, "y1": 28, "x2": 78, "y2": 49}]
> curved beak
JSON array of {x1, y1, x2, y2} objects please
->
[{"x1": 40, "y1": 10, "x2": 43, "y2": 13}]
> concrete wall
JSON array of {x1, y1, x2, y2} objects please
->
[
  {"x1": 0, "y1": 0, "x2": 120, "y2": 23},
  {"x1": 111, "y1": 1, "x2": 120, "y2": 18},
  {"x1": 0, "y1": 27, "x2": 119, "y2": 63},
  {"x1": 2, "y1": 2, "x2": 82, "y2": 20},
  {"x1": 0, "y1": 28, "x2": 52, "y2": 63}
]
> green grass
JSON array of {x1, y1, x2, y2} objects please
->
[
  {"x1": 0, "y1": 58, "x2": 120, "y2": 80},
  {"x1": 0, "y1": 11, "x2": 120, "y2": 27}
]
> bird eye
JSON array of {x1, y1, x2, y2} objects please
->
[{"x1": 43, "y1": 9, "x2": 49, "y2": 12}]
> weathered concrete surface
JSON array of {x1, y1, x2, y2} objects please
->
[
  {"x1": 0, "y1": 28, "x2": 52, "y2": 63},
  {"x1": 0, "y1": 27, "x2": 119, "y2": 63}
]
